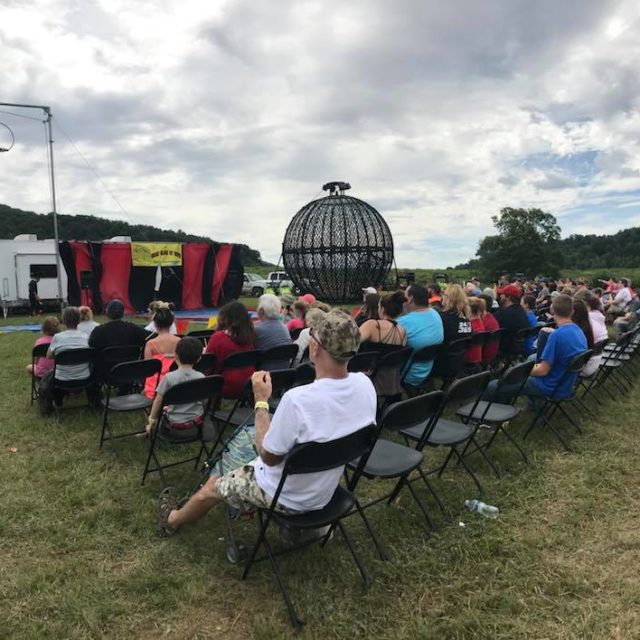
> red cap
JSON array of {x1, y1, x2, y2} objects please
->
[
  {"x1": 298, "y1": 293, "x2": 316, "y2": 304},
  {"x1": 498, "y1": 284, "x2": 522, "y2": 299}
]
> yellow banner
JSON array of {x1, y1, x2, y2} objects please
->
[{"x1": 131, "y1": 242, "x2": 182, "y2": 267}]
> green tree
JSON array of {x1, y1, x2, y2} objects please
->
[{"x1": 475, "y1": 207, "x2": 563, "y2": 281}]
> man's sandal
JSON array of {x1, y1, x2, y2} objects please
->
[{"x1": 157, "y1": 487, "x2": 180, "y2": 537}]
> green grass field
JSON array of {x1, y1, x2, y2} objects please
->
[{"x1": 2, "y1": 318, "x2": 640, "y2": 639}]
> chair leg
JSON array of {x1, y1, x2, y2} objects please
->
[
  {"x1": 452, "y1": 447, "x2": 484, "y2": 495},
  {"x1": 337, "y1": 521, "x2": 372, "y2": 589},
  {"x1": 352, "y1": 498, "x2": 389, "y2": 561},
  {"x1": 470, "y1": 436, "x2": 501, "y2": 479},
  {"x1": 416, "y1": 467, "x2": 448, "y2": 515},
  {"x1": 405, "y1": 479, "x2": 436, "y2": 532},
  {"x1": 496, "y1": 425, "x2": 529, "y2": 463},
  {"x1": 557, "y1": 404, "x2": 582, "y2": 434},
  {"x1": 141, "y1": 432, "x2": 158, "y2": 486}
]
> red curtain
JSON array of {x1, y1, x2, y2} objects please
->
[
  {"x1": 211, "y1": 244, "x2": 233, "y2": 307},
  {"x1": 99, "y1": 243, "x2": 134, "y2": 313},
  {"x1": 181, "y1": 243, "x2": 210, "y2": 310},
  {"x1": 69, "y1": 241, "x2": 95, "y2": 310}
]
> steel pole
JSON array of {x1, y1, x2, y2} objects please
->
[{"x1": 45, "y1": 109, "x2": 64, "y2": 306}]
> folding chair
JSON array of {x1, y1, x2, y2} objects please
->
[
  {"x1": 100, "y1": 359, "x2": 162, "y2": 448},
  {"x1": 259, "y1": 343, "x2": 299, "y2": 371},
  {"x1": 187, "y1": 329, "x2": 214, "y2": 348},
  {"x1": 401, "y1": 343, "x2": 442, "y2": 396},
  {"x1": 193, "y1": 353, "x2": 217, "y2": 375},
  {"x1": 400, "y1": 371, "x2": 492, "y2": 495},
  {"x1": 431, "y1": 336, "x2": 472, "y2": 387},
  {"x1": 581, "y1": 333, "x2": 631, "y2": 402},
  {"x1": 289, "y1": 327, "x2": 303, "y2": 340},
  {"x1": 482, "y1": 328, "x2": 504, "y2": 370},
  {"x1": 211, "y1": 350, "x2": 261, "y2": 432},
  {"x1": 499, "y1": 327, "x2": 528, "y2": 369},
  {"x1": 239, "y1": 424, "x2": 377, "y2": 629},
  {"x1": 51, "y1": 348, "x2": 97, "y2": 418},
  {"x1": 347, "y1": 351, "x2": 378, "y2": 376},
  {"x1": 141, "y1": 375, "x2": 225, "y2": 485},
  {"x1": 464, "y1": 331, "x2": 489, "y2": 373},
  {"x1": 523, "y1": 350, "x2": 593, "y2": 451},
  {"x1": 348, "y1": 391, "x2": 445, "y2": 542},
  {"x1": 29, "y1": 342, "x2": 49, "y2": 405},
  {"x1": 576, "y1": 337, "x2": 611, "y2": 404},
  {"x1": 96, "y1": 345, "x2": 143, "y2": 384},
  {"x1": 373, "y1": 346, "x2": 413, "y2": 412},
  {"x1": 456, "y1": 360, "x2": 535, "y2": 466}
]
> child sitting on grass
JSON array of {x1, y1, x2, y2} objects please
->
[{"x1": 146, "y1": 336, "x2": 205, "y2": 435}]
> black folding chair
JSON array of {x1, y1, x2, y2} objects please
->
[
  {"x1": 482, "y1": 328, "x2": 504, "y2": 370},
  {"x1": 239, "y1": 424, "x2": 377, "y2": 629},
  {"x1": 576, "y1": 337, "x2": 610, "y2": 404},
  {"x1": 51, "y1": 348, "x2": 98, "y2": 418},
  {"x1": 96, "y1": 345, "x2": 142, "y2": 384},
  {"x1": 400, "y1": 371, "x2": 492, "y2": 495},
  {"x1": 456, "y1": 360, "x2": 535, "y2": 466},
  {"x1": 194, "y1": 353, "x2": 217, "y2": 375},
  {"x1": 348, "y1": 391, "x2": 445, "y2": 542},
  {"x1": 289, "y1": 327, "x2": 303, "y2": 340},
  {"x1": 523, "y1": 350, "x2": 593, "y2": 451},
  {"x1": 187, "y1": 329, "x2": 214, "y2": 347},
  {"x1": 401, "y1": 343, "x2": 442, "y2": 396},
  {"x1": 374, "y1": 346, "x2": 413, "y2": 412},
  {"x1": 100, "y1": 359, "x2": 162, "y2": 448},
  {"x1": 431, "y1": 336, "x2": 473, "y2": 387},
  {"x1": 499, "y1": 327, "x2": 529, "y2": 369},
  {"x1": 294, "y1": 362, "x2": 315, "y2": 385},
  {"x1": 142, "y1": 375, "x2": 225, "y2": 485},
  {"x1": 259, "y1": 343, "x2": 299, "y2": 371},
  {"x1": 29, "y1": 342, "x2": 49, "y2": 405},
  {"x1": 347, "y1": 351, "x2": 378, "y2": 376},
  {"x1": 464, "y1": 331, "x2": 489, "y2": 373}
]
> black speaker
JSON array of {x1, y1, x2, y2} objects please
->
[
  {"x1": 80, "y1": 270, "x2": 93, "y2": 290},
  {"x1": 405, "y1": 271, "x2": 416, "y2": 285}
]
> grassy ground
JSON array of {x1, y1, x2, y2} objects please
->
[{"x1": 2, "y1": 319, "x2": 640, "y2": 638}]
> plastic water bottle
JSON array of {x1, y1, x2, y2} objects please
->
[{"x1": 464, "y1": 499, "x2": 499, "y2": 519}]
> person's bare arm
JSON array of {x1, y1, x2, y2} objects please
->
[
  {"x1": 531, "y1": 361, "x2": 551, "y2": 377},
  {"x1": 146, "y1": 392, "x2": 164, "y2": 433},
  {"x1": 252, "y1": 371, "x2": 285, "y2": 466}
]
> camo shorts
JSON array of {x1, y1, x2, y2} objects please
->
[{"x1": 215, "y1": 463, "x2": 299, "y2": 514}]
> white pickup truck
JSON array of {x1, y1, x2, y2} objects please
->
[{"x1": 245, "y1": 271, "x2": 294, "y2": 297}]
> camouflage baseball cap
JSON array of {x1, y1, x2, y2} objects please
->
[{"x1": 308, "y1": 309, "x2": 360, "y2": 360}]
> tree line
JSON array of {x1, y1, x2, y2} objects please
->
[{"x1": 0, "y1": 204, "x2": 271, "y2": 266}]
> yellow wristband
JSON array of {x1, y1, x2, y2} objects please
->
[
  {"x1": 147, "y1": 418, "x2": 157, "y2": 425},
  {"x1": 254, "y1": 401, "x2": 270, "y2": 411}
]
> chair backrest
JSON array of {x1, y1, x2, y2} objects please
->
[
  {"x1": 602, "y1": 331, "x2": 632, "y2": 364},
  {"x1": 493, "y1": 360, "x2": 535, "y2": 405},
  {"x1": 259, "y1": 343, "x2": 299, "y2": 370},
  {"x1": 432, "y1": 337, "x2": 472, "y2": 379},
  {"x1": 289, "y1": 327, "x2": 303, "y2": 340},
  {"x1": 591, "y1": 338, "x2": 610, "y2": 357},
  {"x1": 109, "y1": 358, "x2": 162, "y2": 385},
  {"x1": 567, "y1": 349, "x2": 593, "y2": 373},
  {"x1": 380, "y1": 390, "x2": 444, "y2": 436},
  {"x1": 187, "y1": 329, "x2": 215, "y2": 347},
  {"x1": 221, "y1": 349, "x2": 261, "y2": 371},
  {"x1": 484, "y1": 328, "x2": 504, "y2": 346},
  {"x1": 469, "y1": 331, "x2": 489, "y2": 347},
  {"x1": 283, "y1": 424, "x2": 377, "y2": 476},
  {"x1": 98, "y1": 345, "x2": 142, "y2": 375},
  {"x1": 376, "y1": 346, "x2": 413, "y2": 371},
  {"x1": 347, "y1": 351, "x2": 378, "y2": 374},
  {"x1": 503, "y1": 327, "x2": 529, "y2": 356},
  {"x1": 408, "y1": 343, "x2": 442, "y2": 364},
  {"x1": 443, "y1": 370, "x2": 491, "y2": 406},
  {"x1": 162, "y1": 374, "x2": 225, "y2": 407},
  {"x1": 32, "y1": 343, "x2": 49, "y2": 359},
  {"x1": 194, "y1": 352, "x2": 217, "y2": 374},
  {"x1": 267, "y1": 368, "x2": 298, "y2": 395},
  {"x1": 55, "y1": 347, "x2": 95, "y2": 367},
  {"x1": 295, "y1": 362, "x2": 316, "y2": 386}
]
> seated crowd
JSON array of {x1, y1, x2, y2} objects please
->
[{"x1": 26, "y1": 273, "x2": 639, "y2": 537}]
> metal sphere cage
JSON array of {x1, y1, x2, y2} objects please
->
[{"x1": 282, "y1": 190, "x2": 394, "y2": 302}]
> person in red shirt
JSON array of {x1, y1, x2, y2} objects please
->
[
  {"x1": 205, "y1": 301, "x2": 257, "y2": 398},
  {"x1": 479, "y1": 294, "x2": 500, "y2": 367},
  {"x1": 465, "y1": 297, "x2": 486, "y2": 370},
  {"x1": 285, "y1": 299, "x2": 309, "y2": 333}
]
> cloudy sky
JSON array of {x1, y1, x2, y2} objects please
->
[{"x1": 1, "y1": 0, "x2": 640, "y2": 267}]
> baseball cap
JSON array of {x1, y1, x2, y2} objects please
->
[
  {"x1": 280, "y1": 292, "x2": 295, "y2": 307},
  {"x1": 362, "y1": 286, "x2": 377, "y2": 295},
  {"x1": 106, "y1": 299, "x2": 125, "y2": 319},
  {"x1": 307, "y1": 309, "x2": 360, "y2": 360},
  {"x1": 298, "y1": 293, "x2": 316, "y2": 304},
  {"x1": 498, "y1": 284, "x2": 522, "y2": 299}
]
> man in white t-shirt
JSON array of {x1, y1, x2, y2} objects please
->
[{"x1": 158, "y1": 309, "x2": 377, "y2": 535}]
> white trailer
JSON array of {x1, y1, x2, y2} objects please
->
[{"x1": 0, "y1": 235, "x2": 67, "y2": 316}]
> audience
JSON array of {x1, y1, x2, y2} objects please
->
[
  {"x1": 605, "y1": 278, "x2": 633, "y2": 318},
  {"x1": 158, "y1": 309, "x2": 376, "y2": 536},
  {"x1": 144, "y1": 308, "x2": 180, "y2": 359},
  {"x1": 521, "y1": 295, "x2": 539, "y2": 354},
  {"x1": 293, "y1": 301, "x2": 332, "y2": 365},
  {"x1": 465, "y1": 297, "x2": 485, "y2": 371},
  {"x1": 77, "y1": 306, "x2": 99, "y2": 337},
  {"x1": 494, "y1": 284, "x2": 529, "y2": 353},
  {"x1": 397, "y1": 284, "x2": 444, "y2": 387},
  {"x1": 26, "y1": 316, "x2": 60, "y2": 378},
  {"x1": 254, "y1": 294, "x2": 291, "y2": 351},
  {"x1": 479, "y1": 293, "x2": 500, "y2": 366},
  {"x1": 145, "y1": 301, "x2": 178, "y2": 335},
  {"x1": 286, "y1": 300, "x2": 309, "y2": 333},
  {"x1": 205, "y1": 301, "x2": 257, "y2": 398},
  {"x1": 354, "y1": 289, "x2": 380, "y2": 327}
]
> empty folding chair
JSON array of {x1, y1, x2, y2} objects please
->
[
  {"x1": 400, "y1": 371, "x2": 492, "y2": 495},
  {"x1": 187, "y1": 329, "x2": 215, "y2": 348},
  {"x1": 239, "y1": 424, "x2": 377, "y2": 629},
  {"x1": 582, "y1": 333, "x2": 631, "y2": 402},
  {"x1": 259, "y1": 343, "x2": 299, "y2": 371},
  {"x1": 456, "y1": 360, "x2": 535, "y2": 466},
  {"x1": 29, "y1": 342, "x2": 50, "y2": 405},
  {"x1": 347, "y1": 351, "x2": 378, "y2": 376},
  {"x1": 142, "y1": 375, "x2": 225, "y2": 485},
  {"x1": 499, "y1": 327, "x2": 529, "y2": 369},
  {"x1": 576, "y1": 337, "x2": 610, "y2": 403},
  {"x1": 96, "y1": 344, "x2": 143, "y2": 384},
  {"x1": 373, "y1": 346, "x2": 413, "y2": 412},
  {"x1": 401, "y1": 343, "x2": 442, "y2": 396},
  {"x1": 431, "y1": 336, "x2": 472, "y2": 387},
  {"x1": 348, "y1": 391, "x2": 445, "y2": 542},
  {"x1": 100, "y1": 359, "x2": 162, "y2": 448},
  {"x1": 523, "y1": 350, "x2": 593, "y2": 451}
]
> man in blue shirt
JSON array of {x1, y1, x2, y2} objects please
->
[
  {"x1": 398, "y1": 284, "x2": 444, "y2": 387},
  {"x1": 485, "y1": 294, "x2": 587, "y2": 408}
]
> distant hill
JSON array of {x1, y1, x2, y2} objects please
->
[{"x1": 0, "y1": 204, "x2": 273, "y2": 266}]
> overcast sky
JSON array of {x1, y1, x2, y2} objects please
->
[{"x1": 1, "y1": 0, "x2": 640, "y2": 267}]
